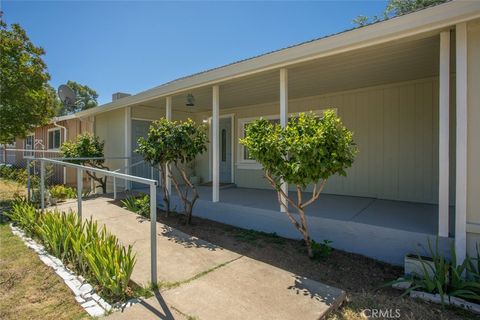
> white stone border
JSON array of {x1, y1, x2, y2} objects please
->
[
  {"x1": 10, "y1": 224, "x2": 140, "y2": 317},
  {"x1": 392, "y1": 277, "x2": 480, "y2": 314}
]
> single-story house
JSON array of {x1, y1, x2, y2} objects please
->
[
  {"x1": 1, "y1": 113, "x2": 94, "y2": 186},
  {"x1": 76, "y1": 0, "x2": 480, "y2": 265}
]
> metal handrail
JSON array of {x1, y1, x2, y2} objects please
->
[{"x1": 35, "y1": 157, "x2": 158, "y2": 285}]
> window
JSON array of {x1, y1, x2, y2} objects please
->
[
  {"x1": 237, "y1": 108, "x2": 336, "y2": 169},
  {"x1": 24, "y1": 134, "x2": 34, "y2": 156},
  {"x1": 221, "y1": 129, "x2": 227, "y2": 162},
  {"x1": 48, "y1": 128, "x2": 61, "y2": 150}
]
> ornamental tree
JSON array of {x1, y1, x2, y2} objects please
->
[
  {"x1": 136, "y1": 118, "x2": 207, "y2": 224},
  {"x1": 135, "y1": 119, "x2": 175, "y2": 215},
  {"x1": 61, "y1": 134, "x2": 109, "y2": 193},
  {"x1": 240, "y1": 111, "x2": 357, "y2": 258}
]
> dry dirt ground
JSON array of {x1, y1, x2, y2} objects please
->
[{"x1": 149, "y1": 209, "x2": 479, "y2": 320}]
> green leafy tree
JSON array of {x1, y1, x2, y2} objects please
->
[
  {"x1": 136, "y1": 118, "x2": 208, "y2": 224},
  {"x1": 60, "y1": 133, "x2": 109, "y2": 193},
  {"x1": 58, "y1": 80, "x2": 98, "y2": 115},
  {"x1": 240, "y1": 111, "x2": 357, "y2": 258},
  {"x1": 135, "y1": 119, "x2": 174, "y2": 215},
  {"x1": 353, "y1": 0, "x2": 447, "y2": 27},
  {"x1": 0, "y1": 16, "x2": 57, "y2": 144}
]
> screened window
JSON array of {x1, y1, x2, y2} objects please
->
[
  {"x1": 237, "y1": 108, "x2": 336, "y2": 167},
  {"x1": 24, "y1": 135, "x2": 34, "y2": 156},
  {"x1": 48, "y1": 129, "x2": 61, "y2": 150}
]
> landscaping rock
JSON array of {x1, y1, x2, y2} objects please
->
[{"x1": 449, "y1": 296, "x2": 480, "y2": 314}]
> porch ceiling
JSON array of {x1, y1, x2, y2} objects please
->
[{"x1": 139, "y1": 33, "x2": 443, "y2": 113}]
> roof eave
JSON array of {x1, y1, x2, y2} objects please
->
[{"x1": 76, "y1": 0, "x2": 480, "y2": 118}]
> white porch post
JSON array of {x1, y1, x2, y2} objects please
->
[
  {"x1": 279, "y1": 68, "x2": 288, "y2": 212},
  {"x1": 165, "y1": 97, "x2": 172, "y2": 194},
  {"x1": 438, "y1": 31, "x2": 450, "y2": 237},
  {"x1": 455, "y1": 22, "x2": 468, "y2": 264},
  {"x1": 124, "y1": 106, "x2": 132, "y2": 190},
  {"x1": 212, "y1": 85, "x2": 220, "y2": 202}
]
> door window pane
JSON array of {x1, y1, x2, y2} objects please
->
[{"x1": 221, "y1": 129, "x2": 226, "y2": 162}]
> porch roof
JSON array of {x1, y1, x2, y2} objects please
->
[{"x1": 77, "y1": 0, "x2": 480, "y2": 117}]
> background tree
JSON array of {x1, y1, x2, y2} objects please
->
[
  {"x1": 58, "y1": 80, "x2": 98, "y2": 115},
  {"x1": 136, "y1": 118, "x2": 207, "y2": 224},
  {"x1": 61, "y1": 134, "x2": 109, "y2": 193},
  {"x1": 240, "y1": 111, "x2": 357, "y2": 258},
  {"x1": 0, "y1": 16, "x2": 57, "y2": 144},
  {"x1": 353, "y1": 0, "x2": 447, "y2": 27}
]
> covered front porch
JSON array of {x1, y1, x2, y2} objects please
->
[
  {"x1": 107, "y1": 19, "x2": 473, "y2": 265},
  {"x1": 133, "y1": 185, "x2": 455, "y2": 265}
]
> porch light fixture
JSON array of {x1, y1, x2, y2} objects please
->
[{"x1": 186, "y1": 93, "x2": 195, "y2": 107}]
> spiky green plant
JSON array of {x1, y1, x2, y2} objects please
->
[
  {"x1": 6, "y1": 201, "x2": 137, "y2": 302},
  {"x1": 121, "y1": 194, "x2": 150, "y2": 218}
]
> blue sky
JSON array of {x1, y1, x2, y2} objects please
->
[{"x1": 3, "y1": 1, "x2": 387, "y2": 105}]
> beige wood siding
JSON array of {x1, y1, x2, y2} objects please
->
[
  {"x1": 192, "y1": 77, "x2": 454, "y2": 205},
  {"x1": 95, "y1": 109, "x2": 126, "y2": 189},
  {"x1": 466, "y1": 20, "x2": 480, "y2": 256}
]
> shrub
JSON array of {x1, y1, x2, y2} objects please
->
[
  {"x1": 0, "y1": 165, "x2": 26, "y2": 183},
  {"x1": 49, "y1": 185, "x2": 77, "y2": 200},
  {"x1": 6, "y1": 201, "x2": 136, "y2": 302},
  {"x1": 121, "y1": 194, "x2": 150, "y2": 219},
  {"x1": 61, "y1": 134, "x2": 109, "y2": 193}
]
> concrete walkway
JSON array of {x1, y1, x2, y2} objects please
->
[{"x1": 56, "y1": 197, "x2": 345, "y2": 320}]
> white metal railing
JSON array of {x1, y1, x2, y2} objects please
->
[
  {"x1": 111, "y1": 159, "x2": 159, "y2": 199},
  {"x1": 35, "y1": 157, "x2": 159, "y2": 285}
]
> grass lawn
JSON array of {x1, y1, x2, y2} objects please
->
[
  {"x1": 155, "y1": 211, "x2": 478, "y2": 320},
  {"x1": 0, "y1": 179, "x2": 88, "y2": 320}
]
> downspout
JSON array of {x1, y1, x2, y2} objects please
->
[{"x1": 53, "y1": 120, "x2": 68, "y2": 184}]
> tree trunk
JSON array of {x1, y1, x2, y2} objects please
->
[
  {"x1": 303, "y1": 234, "x2": 314, "y2": 258},
  {"x1": 159, "y1": 165, "x2": 170, "y2": 216}
]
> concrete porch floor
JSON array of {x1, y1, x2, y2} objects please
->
[
  {"x1": 139, "y1": 186, "x2": 454, "y2": 265},
  {"x1": 191, "y1": 186, "x2": 456, "y2": 236}
]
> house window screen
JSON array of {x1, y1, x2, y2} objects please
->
[
  {"x1": 48, "y1": 129, "x2": 61, "y2": 150},
  {"x1": 24, "y1": 135, "x2": 34, "y2": 156}
]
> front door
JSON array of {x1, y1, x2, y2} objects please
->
[
  {"x1": 131, "y1": 120, "x2": 159, "y2": 189},
  {"x1": 219, "y1": 117, "x2": 232, "y2": 183}
]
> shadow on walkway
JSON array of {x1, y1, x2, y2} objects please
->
[{"x1": 137, "y1": 290, "x2": 175, "y2": 320}]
